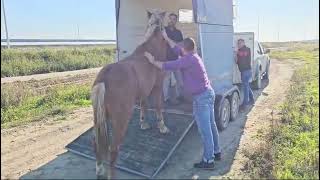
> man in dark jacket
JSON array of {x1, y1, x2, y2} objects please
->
[
  {"x1": 163, "y1": 13, "x2": 184, "y2": 105},
  {"x1": 236, "y1": 39, "x2": 254, "y2": 109}
]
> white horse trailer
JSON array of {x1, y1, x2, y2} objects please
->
[{"x1": 115, "y1": 0, "x2": 240, "y2": 130}]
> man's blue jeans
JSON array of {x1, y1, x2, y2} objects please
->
[
  {"x1": 241, "y1": 69, "x2": 254, "y2": 105},
  {"x1": 193, "y1": 88, "x2": 221, "y2": 163}
]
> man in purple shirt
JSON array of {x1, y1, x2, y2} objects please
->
[{"x1": 144, "y1": 31, "x2": 221, "y2": 169}]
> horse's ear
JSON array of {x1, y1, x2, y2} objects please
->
[
  {"x1": 147, "y1": 11, "x2": 152, "y2": 19},
  {"x1": 160, "y1": 12, "x2": 166, "y2": 19}
]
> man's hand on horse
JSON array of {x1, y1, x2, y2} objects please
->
[
  {"x1": 162, "y1": 29, "x2": 176, "y2": 48},
  {"x1": 144, "y1": 51, "x2": 163, "y2": 69},
  {"x1": 144, "y1": 52, "x2": 155, "y2": 63},
  {"x1": 161, "y1": 30, "x2": 169, "y2": 41}
]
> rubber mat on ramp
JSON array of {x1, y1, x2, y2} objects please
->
[{"x1": 66, "y1": 107, "x2": 194, "y2": 178}]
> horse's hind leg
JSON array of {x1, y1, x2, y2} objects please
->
[
  {"x1": 108, "y1": 107, "x2": 133, "y2": 178},
  {"x1": 140, "y1": 99, "x2": 151, "y2": 130},
  {"x1": 152, "y1": 87, "x2": 170, "y2": 134}
]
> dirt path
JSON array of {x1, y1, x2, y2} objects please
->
[
  {"x1": 1, "y1": 59, "x2": 298, "y2": 179},
  {"x1": 1, "y1": 67, "x2": 102, "y2": 84}
]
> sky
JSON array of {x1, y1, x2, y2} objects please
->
[{"x1": 1, "y1": 0, "x2": 319, "y2": 42}]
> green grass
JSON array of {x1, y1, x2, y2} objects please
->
[
  {"x1": 1, "y1": 82, "x2": 92, "y2": 128},
  {"x1": 271, "y1": 48, "x2": 319, "y2": 179},
  {"x1": 1, "y1": 45, "x2": 115, "y2": 77},
  {"x1": 270, "y1": 49, "x2": 317, "y2": 62},
  {"x1": 262, "y1": 41, "x2": 319, "y2": 51},
  {"x1": 243, "y1": 43, "x2": 319, "y2": 179}
]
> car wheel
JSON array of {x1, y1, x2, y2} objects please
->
[
  {"x1": 253, "y1": 68, "x2": 262, "y2": 89},
  {"x1": 230, "y1": 91, "x2": 240, "y2": 121},
  {"x1": 263, "y1": 61, "x2": 270, "y2": 80},
  {"x1": 216, "y1": 98, "x2": 231, "y2": 131}
]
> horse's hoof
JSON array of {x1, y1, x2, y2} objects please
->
[
  {"x1": 140, "y1": 122, "x2": 151, "y2": 130},
  {"x1": 159, "y1": 126, "x2": 170, "y2": 134}
]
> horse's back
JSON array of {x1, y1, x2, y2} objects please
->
[
  {"x1": 93, "y1": 60, "x2": 139, "y2": 105},
  {"x1": 93, "y1": 58, "x2": 135, "y2": 85}
]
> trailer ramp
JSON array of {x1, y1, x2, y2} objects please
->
[{"x1": 66, "y1": 107, "x2": 193, "y2": 178}]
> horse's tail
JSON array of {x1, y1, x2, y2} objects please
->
[{"x1": 91, "y1": 82, "x2": 112, "y2": 179}]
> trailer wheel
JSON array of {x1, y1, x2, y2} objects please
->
[
  {"x1": 230, "y1": 92, "x2": 240, "y2": 121},
  {"x1": 217, "y1": 98, "x2": 231, "y2": 131}
]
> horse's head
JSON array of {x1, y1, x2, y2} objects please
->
[
  {"x1": 144, "y1": 9, "x2": 166, "y2": 42},
  {"x1": 134, "y1": 9, "x2": 167, "y2": 61}
]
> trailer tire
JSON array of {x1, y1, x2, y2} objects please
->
[
  {"x1": 230, "y1": 91, "x2": 240, "y2": 121},
  {"x1": 216, "y1": 97, "x2": 231, "y2": 131}
]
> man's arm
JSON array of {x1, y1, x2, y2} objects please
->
[
  {"x1": 172, "y1": 45, "x2": 183, "y2": 57},
  {"x1": 248, "y1": 48, "x2": 251, "y2": 61},
  {"x1": 163, "y1": 57, "x2": 192, "y2": 71},
  {"x1": 162, "y1": 31, "x2": 176, "y2": 48},
  {"x1": 234, "y1": 50, "x2": 238, "y2": 64},
  {"x1": 178, "y1": 30, "x2": 183, "y2": 42},
  {"x1": 144, "y1": 52, "x2": 191, "y2": 71}
]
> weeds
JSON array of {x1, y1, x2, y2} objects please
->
[
  {"x1": 1, "y1": 82, "x2": 92, "y2": 128},
  {"x1": 243, "y1": 42, "x2": 319, "y2": 179},
  {"x1": 272, "y1": 48, "x2": 319, "y2": 179},
  {"x1": 1, "y1": 46, "x2": 115, "y2": 77}
]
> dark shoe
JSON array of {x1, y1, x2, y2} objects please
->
[
  {"x1": 214, "y1": 152, "x2": 222, "y2": 161},
  {"x1": 193, "y1": 160, "x2": 215, "y2": 169}
]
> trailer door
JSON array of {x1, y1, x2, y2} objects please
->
[
  {"x1": 233, "y1": 32, "x2": 254, "y2": 84},
  {"x1": 194, "y1": 0, "x2": 234, "y2": 93}
]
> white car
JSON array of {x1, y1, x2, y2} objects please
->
[
  {"x1": 234, "y1": 32, "x2": 271, "y2": 89},
  {"x1": 251, "y1": 40, "x2": 271, "y2": 88}
]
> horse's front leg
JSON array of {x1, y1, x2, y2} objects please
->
[
  {"x1": 140, "y1": 99, "x2": 151, "y2": 130},
  {"x1": 152, "y1": 87, "x2": 170, "y2": 134}
]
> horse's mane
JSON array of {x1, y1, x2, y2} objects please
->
[{"x1": 133, "y1": 41, "x2": 148, "y2": 56}]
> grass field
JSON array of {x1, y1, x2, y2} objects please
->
[
  {"x1": 271, "y1": 45, "x2": 319, "y2": 179},
  {"x1": 1, "y1": 45, "x2": 115, "y2": 77},
  {"x1": 245, "y1": 42, "x2": 319, "y2": 179},
  {"x1": 1, "y1": 82, "x2": 92, "y2": 128},
  {"x1": 262, "y1": 41, "x2": 319, "y2": 50}
]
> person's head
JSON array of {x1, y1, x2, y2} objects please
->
[
  {"x1": 237, "y1": 39, "x2": 245, "y2": 49},
  {"x1": 168, "y1": 13, "x2": 178, "y2": 28},
  {"x1": 181, "y1": 37, "x2": 196, "y2": 55}
]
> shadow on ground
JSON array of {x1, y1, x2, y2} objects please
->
[{"x1": 21, "y1": 79, "x2": 269, "y2": 179}]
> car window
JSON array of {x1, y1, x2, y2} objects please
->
[
  {"x1": 254, "y1": 41, "x2": 261, "y2": 57},
  {"x1": 179, "y1": 9, "x2": 194, "y2": 23},
  {"x1": 258, "y1": 42, "x2": 264, "y2": 54}
]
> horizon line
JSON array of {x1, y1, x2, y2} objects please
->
[{"x1": 1, "y1": 39, "x2": 116, "y2": 42}]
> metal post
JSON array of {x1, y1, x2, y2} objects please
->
[
  {"x1": 2, "y1": 0, "x2": 10, "y2": 48},
  {"x1": 257, "y1": 15, "x2": 260, "y2": 41},
  {"x1": 277, "y1": 25, "x2": 280, "y2": 42},
  {"x1": 77, "y1": 24, "x2": 80, "y2": 40}
]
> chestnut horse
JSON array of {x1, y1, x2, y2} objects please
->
[{"x1": 91, "y1": 10, "x2": 169, "y2": 179}]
